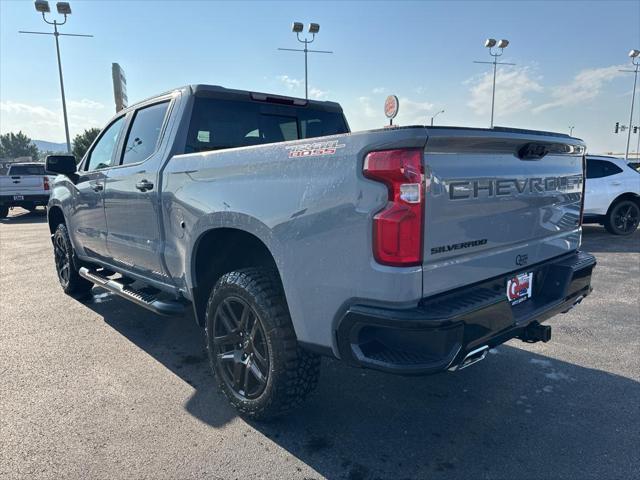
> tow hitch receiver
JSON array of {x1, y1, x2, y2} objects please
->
[{"x1": 518, "y1": 322, "x2": 552, "y2": 343}]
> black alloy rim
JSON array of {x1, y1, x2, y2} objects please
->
[
  {"x1": 213, "y1": 297, "x2": 270, "y2": 399},
  {"x1": 613, "y1": 203, "x2": 639, "y2": 233},
  {"x1": 53, "y1": 233, "x2": 70, "y2": 286}
]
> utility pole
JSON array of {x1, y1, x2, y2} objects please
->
[
  {"x1": 620, "y1": 49, "x2": 640, "y2": 161},
  {"x1": 474, "y1": 38, "x2": 514, "y2": 128},
  {"x1": 278, "y1": 22, "x2": 332, "y2": 100},
  {"x1": 19, "y1": 1, "x2": 92, "y2": 153}
]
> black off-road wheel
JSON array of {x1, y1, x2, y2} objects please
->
[
  {"x1": 205, "y1": 268, "x2": 320, "y2": 420},
  {"x1": 604, "y1": 199, "x2": 639, "y2": 236},
  {"x1": 52, "y1": 223, "x2": 93, "y2": 295},
  {"x1": 0, "y1": 206, "x2": 8, "y2": 219}
]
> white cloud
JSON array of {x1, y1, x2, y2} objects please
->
[
  {"x1": 0, "y1": 101, "x2": 58, "y2": 120},
  {"x1": 0, "y1": 99, "x2": 110, "y2": 141},
  {"x1": 277, "y1": 75, "x2": 327, "y2": 100},
  {"x1": 372, "y1": 87, "x2": 386, "y2": 94},
  {"x1": 467, "y1": 66, "x2": 543, "y2": 116},
  {"x1": 397, "y1": 97, "x2": 434, "y2": 124},
  {"x1": 532, "y1": 64, "x2": 626, "y2": 113},
  {"x1": 277, "y1": 75, "x2": 302, "y2": 90},
  {"x1": 309, "y1": 87, "x2": 328, "y2": 100},
  {"x1": 66, "y1": 98, "x2": 105, "y2": 110}
]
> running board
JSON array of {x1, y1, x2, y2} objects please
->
[{"x1": 79, "y1": 267, "x2": 187, "y2": 316}]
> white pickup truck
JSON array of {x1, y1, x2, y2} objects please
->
[{"x1": 0, "y1": 162, "x2": 51, "y2": 218}]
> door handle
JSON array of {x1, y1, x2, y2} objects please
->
[
  {"x1": 135, "y1": 179, "x2": 154, "y2": 192},
  {"x1": 611, "y1": 181, "x2": 622, "y2": 186},
  {"x1": 91, "y1": 183, "x2": 103, "y2": 192}
]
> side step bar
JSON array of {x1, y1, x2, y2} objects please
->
[{"x1": 79, "y1": 267, "x2": 187, "y2": 316}]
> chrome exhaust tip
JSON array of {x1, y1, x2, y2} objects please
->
[{"x1": 448, "y1": 345, "x2": 489, "y2": 372}]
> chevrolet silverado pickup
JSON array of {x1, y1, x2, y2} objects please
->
[
  {"x1": 45, "y1": 85, "x2": 596, "y2": 418},
  {"x1": 0, "y1": 162, "x2": 50, "y2": 218}
]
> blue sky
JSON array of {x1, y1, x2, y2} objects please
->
[{"x1": 1, "y1": 0, "x2": 639, "y2": 154}]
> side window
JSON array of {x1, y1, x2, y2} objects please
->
[
  {"x1": 85, "y1": 116, "x2": 126, "y2": 171},
  {"x1": 587, "y1": 159, "x2": 623, "y2": 179},
  {"x1": 586, "y1": 159, "x2": 602, "y2": 179},
  {"x1": 121, "y1": 101, "x2": 170, "y2": 165},
  {"x1": 601, "y1": 161, "x2": 623, "y2": 177}
]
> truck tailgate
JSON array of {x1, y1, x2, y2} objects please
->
[{"x1": 422, "y1": 128, "x2": 585, "y2": 298}]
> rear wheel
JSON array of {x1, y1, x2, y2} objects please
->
[
  {"x1": 52, "y1": 223, "x2": 94, "y2": 295},
  {"x1": 0, "y1": 206, "x2": 8, "y2": 219},
  {"x1": 604, "y1": 200, "x2": 639, "y2": 235},
  {"x1": 205, "y1": 268, "x2": 320, "y2": 420}
]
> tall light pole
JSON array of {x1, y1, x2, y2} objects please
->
[
  {"x1": 621, "y1": 49, "x2": 640, "y2": 161},
  {"x1": 474, "y1": 38, "x2": 514, "y2": 128},
  {"x1": 19, "y1": 1, "x2": 92, "y2": 153},
  {"x1": 430, "y1": 109, "x2": 445, "y2": 126},
  {"x1": 278, "y1": 22, "x2": 332, "y2": 100}
]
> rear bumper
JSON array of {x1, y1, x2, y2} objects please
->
[
  {"x1": 336, "y1": 251, "x2": 596, "y2": 375},
  {"x1": 0, "y1": 194, "x2": 49, "y2": 207}
]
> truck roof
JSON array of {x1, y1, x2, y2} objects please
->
[{"x1": 125, "y1": 84, "x2": 343, "y2": 113}]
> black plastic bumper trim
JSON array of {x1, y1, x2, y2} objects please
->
[{"x1": 337, "y1": 251, "x2": 596, "y2": 375}]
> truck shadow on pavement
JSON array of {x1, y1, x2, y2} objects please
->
[
  {"x1": 0, "y1": 208, "x2": 47, "y2": 224},
  {"x1": 84, "y1": 291, "x2": 640, "y2": 480}
]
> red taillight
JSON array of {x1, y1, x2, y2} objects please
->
[
  {"x1": 363, "y1": 148, "x2": 424, "y2": 266},
  {"x1": 43, "y1": 176, "x2": 50, "y2": 191}
]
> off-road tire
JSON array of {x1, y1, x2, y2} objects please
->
[
  {"x1": 52, "y1": 223, "x2": 93, "y2": 295},
  {"x1": 604, "y1": 199, "x2": 640, "y2": 236},
  {"x1": 205, "y1": 267, "x2": 320, "y2": 420}
]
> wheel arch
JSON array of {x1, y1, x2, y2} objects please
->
[
  {"x1": 607, "y1": 192, "x2": 640, "y2": 215},
  {"x1": 47, "y1": 205, "x2": 65, "y2": 234},
  {"x1": 190, "y1": 227, "x2": 285, "y2": 327}
]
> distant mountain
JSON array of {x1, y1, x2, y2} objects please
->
[{"x1": 33, "y1": 140, "x2": 67, "y2": 153}]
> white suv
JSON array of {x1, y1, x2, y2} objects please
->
[{"x1": 583, "y1": 155, "x2": 640, "y2": 235}]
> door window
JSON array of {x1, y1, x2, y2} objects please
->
[
  {"x1": 586, "y1": 159, "x2": 623, "y2": 179},
  {"x1": 85, "y1": 116, "x2": 126, "y2": 171},
  {"x1": 121, "y1": 101, "x2": 170, "y2": 165}
]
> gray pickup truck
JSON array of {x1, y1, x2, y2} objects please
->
[{"x1": 45, "y1": 85, "x2": 596, "y2": 418}]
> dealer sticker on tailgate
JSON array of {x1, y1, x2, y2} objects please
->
[{"x1": 507, "y1": 272, "x2": 533, "y2": 305}]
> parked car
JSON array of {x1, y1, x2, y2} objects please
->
[
  {"x1": 45, "y1": 85, "x2": 596, "y2": 419},
  {"x1": 583, "y1": 155, "x2": 640, "y2": 235},
  {"x1": 0, "y1": 162, "x2": 50, "y2": 218}
]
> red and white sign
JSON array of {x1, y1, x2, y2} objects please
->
[
  {"x1": 506, "y1": 272, "x2": 533, "y2": 305},
  {"x1": 384, "y1": 95, "x2": 399, "y2": 119}
]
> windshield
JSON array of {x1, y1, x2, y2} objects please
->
[
  {"x1": 9, "y1": 165, "x2": 45, "y2": 176},
  {"x1": 185, "y1": 97, "x2": 348, "y2": 154}
]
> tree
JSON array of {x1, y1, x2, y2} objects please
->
[
  {"x1": 0, "y1": 131, "x2": 39, "y2": 160},
  {"x1": 72, "y1": 128, "x2": 100, "y2": 161}
]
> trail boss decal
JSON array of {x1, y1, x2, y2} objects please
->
[
  {"x1": 431, "y1": 238, "x2": 487, "y2": 255},
  {"x1": 286, "y1": 140, "x2": 346, "y2": 158}
]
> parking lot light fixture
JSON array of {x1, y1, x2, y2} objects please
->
[
  {"x1": 474, "y1": 37, "x2": 515, "y2": 128},
  {"x1": 278, "y1": 22, "x2": 333, "y2": 100},
  {"x1": 19, "y1": 1, "x2": 92, "y2": 153},
  {"x1": 620, "y1": 49, "x2": 640, "y2": 160},
  {"x1": 430, "y1": 109, "x2": 445, "y2": 126},
  {"x1": 34, "y1": 0, "x2": 50, "y2": 13},
  {"x1": 56, "y1": 2, "x2": 71, "y2": 15}
]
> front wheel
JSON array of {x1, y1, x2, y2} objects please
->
[
  {"x1": 604, "y1": 200, "x2": 639, "y2": 235},
  {"x1": 205, "y1": 268, "x2": 320, "y2": 420},
  {"x1": 52, "y1": 223, "x2": 94, "y2": 295},
  {"x1": 0, "y1": 206, "x2": 8, "y2": 219}
]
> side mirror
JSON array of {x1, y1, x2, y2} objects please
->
[{"x1": 46, "y1": 155, "x2": 77, "y2": 176}]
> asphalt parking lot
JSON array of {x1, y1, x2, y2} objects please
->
[{"x1": 1, "y1": 208, "x2": 638, "y2": 480}]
